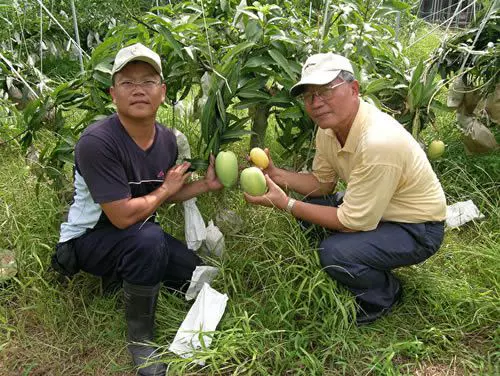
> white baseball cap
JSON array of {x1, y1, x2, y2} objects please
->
[
  {"x1": 290, "y1": 52, "x2": 354, "y2": 96},
  {"x1": 111, "y1": 43, "x2": 163, "y2": 78}
]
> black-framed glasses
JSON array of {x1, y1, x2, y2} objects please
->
[
  {"x1": 300, "y1": 81, "x2": 346, "y2": 105},
  {"x1": 116, "y1": 80, "x2": 162, "y2": 90}
]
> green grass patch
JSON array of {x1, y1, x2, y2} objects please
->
[{"x1": 1, "y1": 109, "x2": 498, "y2": 374}]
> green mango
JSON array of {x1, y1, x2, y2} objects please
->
[
  {"x1": 240, "y1": 167, "x2": 267, "y2": 196},
  {"x1": 215, "y1": 151, "x2": 238, "y2": 187}
]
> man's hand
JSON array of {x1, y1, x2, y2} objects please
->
[
  {"x1": 244, "y1": 174, "x2": 289, "y2": 210},
  {"x1": 160, "y1": 161, "x2": 191, "y2": 196},
  {"x1": 204, "y1": 154, "x2": 224, "y2": 192},
  {"x1": 260, "y1": 148, "x2": 278, "y2": 178}
]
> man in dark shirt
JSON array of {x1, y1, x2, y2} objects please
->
[{"x1": 56, "y1": 43, "x2": 222, "y2": 375}]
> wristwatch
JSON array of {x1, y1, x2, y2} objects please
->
[{"x1": 286, "y1": 197, "x2": 296, "y2": 213}]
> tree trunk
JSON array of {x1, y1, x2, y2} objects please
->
[{"x1": 249, "y1": 103, "x2": 270, "y2": 149}]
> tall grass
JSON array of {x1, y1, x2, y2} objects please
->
[
  {"x1": 1, "y1": 20, "x2": 498, "y2": 376},
  {"x1": 1, "y1": 105, "x2": 498, "y2": 375}
]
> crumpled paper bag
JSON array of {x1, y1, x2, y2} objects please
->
[
  {"x1": 446, "y1": 200, "x2": 485, "y2": 228},
  {"x1": 185, "y1": 266, "x2": 219, "y2": 301},
  {"x1": 169, "y1": 283, "x2": 228, "y2": 364},
  {"x1": 174, "y1": 129, "x2": 207, "y2": 251}
]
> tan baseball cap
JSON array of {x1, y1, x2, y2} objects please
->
[
  {"x1": 290, "y1": 52, "x2": 354, "y2": 96},
  {"x1": 111, "y1": 43, "x2": 163, "y2": 78}
]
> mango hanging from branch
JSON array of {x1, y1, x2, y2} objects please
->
[{"x1": 428, "y1": 140, "x2": 445, "y2": 160}]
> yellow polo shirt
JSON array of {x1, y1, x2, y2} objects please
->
[{"x1": 312, "y1": 100, "x2": 447, "y2": 231}]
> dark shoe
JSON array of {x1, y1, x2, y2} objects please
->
[
  {"x1": 356, "y1": 286, "x2": 402, "y2": 326},
  {"x1": 124, "y1": 281, "x2": 166, "y2": 376}
]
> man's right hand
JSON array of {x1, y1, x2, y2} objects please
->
[
  {"x1": 249, "y1": 148, "x2": 335, "y2": 197},
  {"x1": 160, "y1": 161, "x2": 192, "y2": 197}
]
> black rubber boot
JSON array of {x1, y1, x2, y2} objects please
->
[
  {"x1": 123, "y1": 281, "x2": 166, "y2": 376},
  {"x1": 101, "y1": 269, "x2": 122, "y2": 296}
]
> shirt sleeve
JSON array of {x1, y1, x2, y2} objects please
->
[
  {"x1": 75, "y1": 135, "x2": 131, "y2": 204},
  {"x1": 337, "y1": 163, "x2": 402, "y2": 231},
  {"x1": 312, "y1": 131, "x2": 338, "y2": 184}
]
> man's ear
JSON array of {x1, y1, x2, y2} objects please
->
[
  {"x1": 110, "y1": 86, "x2": 116, "y2": 104},
  {"x1": 161, "y1": 83, "x2": 167, "y2": 102},
  {"x1": 350, "y1": 80, "x2": 360, "y2": 96}
]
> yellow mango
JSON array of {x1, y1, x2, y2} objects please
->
[{"x1": 249, "y1": 147, "x2": 269, "y2": 169}]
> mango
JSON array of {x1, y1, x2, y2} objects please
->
[
  {"x1": 240, "y1": 167, "x2": 267, "y2": 196},
  {"x1": 249, "y1": 147, "x2": 269, "y2": 169},
  {"x1": 428, "y1": 140, "x2": 445, "y2": 160},
  {"x1": 215, "y1": 151, "x2": 238, "y2": 187}
]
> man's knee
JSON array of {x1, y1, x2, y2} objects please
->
[
  {"x1": 318, "y1": 236, "x2": 351, "y2": 267},
  {"x1": 131, "y1": 224, "x2": 166, "y2": 262},
  {"x1": 317, "y1": 236, "x2": 362, "y2": 284},
  {"x1": 119, "y1": 224, "x2": 168, "y2": 284}
]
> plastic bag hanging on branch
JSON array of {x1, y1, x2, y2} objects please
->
[{"x1": 174, "y1": 129, "x2": 206, "y2": 251}]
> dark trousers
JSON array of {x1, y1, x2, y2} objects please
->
[
  {"x1": 301, "y1": 194, "x2": 444, "y2": 309},
  {"x1": 73, "y1": 221, "x2": 201, "y2": 289}
]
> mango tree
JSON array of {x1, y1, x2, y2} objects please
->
[{"x1": 6, "y1": 0, "x2": 447, "y2": 190}]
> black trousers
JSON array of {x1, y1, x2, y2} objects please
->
[
  {"x1": 73, "y1": 221, "x2": 201, "y2": 288},
  {"x1": 301, "y1": 194, "x2": 445, "y2": 309}
]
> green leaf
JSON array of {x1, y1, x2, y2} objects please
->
[
  {"x1": 244, "y1": 55, "x2": 274, "y2": 68},
  {"x1": 156, "y1": 24, "x2": 183, "y2": 57},
  {"x1": 221, "y1": 41, "x2": 255, "y2": 65},
  {"x1": 221, "y1": 129, "x2": 253, "y2": 141},
  {"x1": 216, "y1": 90, "x2": 226, "y2": 126},
  {"x1": 245, "y1": 20, "x2": 263, "y2": 42},
  {"x1": 363, "y1": 78, "x2": 394, "y2": 95},
  {"x1": 94, "y1": 61, "x2": 113, "y2": 74},
  {"x1": 277, "y1": 106, "x2": 303, "y2": 120},
  {"x1": 268, "y1": 49, "x2": 295, "y2": 80},
  {"x1": 237, "y1": 90, "x2": 270, "y2": 100},
  {"x1": 267, "y1": 91, "x2": 293, "y2": 106}
]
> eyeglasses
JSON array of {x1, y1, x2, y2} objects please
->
[
  {"x1": 300, "y1": 81, "x2": 346, "y2": 105},
  {"x1": 116, "y1": 80, "x2": 162, "y2": 90}
]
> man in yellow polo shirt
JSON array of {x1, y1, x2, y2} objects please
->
[{"x1": 245, "y1": 52, "x2": 447, "y2": 325}]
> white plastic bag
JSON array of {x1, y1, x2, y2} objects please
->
[
  {"x1": 174, "y1": 129, "x2": 191, "y2": 161},
  {"x1": 169, "y1": 283, "x2": 228, "y2": 364},
  {"x1": 446, "y1": 200, "x2": 485, "y2": 228},
  {"x1": 447, "y1": 76, "x2": 466, "y2": 108},
  {"x1": 174, "y1": 129, "x2": 207, "y2": 251},
  {"x1": 202, "y1": 220, "x2": 225, "y2": 257},
  {"x1": 215, "y1": 209, "x2": 244, "y2": 235},
  {"x1": 185, "y1": 266, "x2": 219, "y2": 301},
  {"x1": 183, "y1": 199, "x2": 207, "y2": 251}
]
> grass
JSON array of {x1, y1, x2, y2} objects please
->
[
  {"x1": 1, "y1": 104, "x2": 498, "y2": 375},
  {"x1": 1, "y1": 20, "x2": 499, "y2": 376}
]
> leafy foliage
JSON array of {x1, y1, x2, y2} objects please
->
[
  {"x1": 430, "y1": 1, "x2": 499, "y2": 97},
  {"x1": 1, "y1": 0, "x2": 451, "y2": 187}
]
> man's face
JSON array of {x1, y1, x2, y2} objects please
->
[
  {"x1": 302, "y1": 78, "x2": 359, "y2": 131},
  {"x1": 110, "y1": 61, "x2": 166, "y2": 122}
]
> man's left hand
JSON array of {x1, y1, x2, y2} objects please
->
[
  {"x1": 204, "y1": 154, "x2": 224, "y2": 191},
  {"x1": 244, "y1": 174, "x2": 289, "y2": 210}
]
